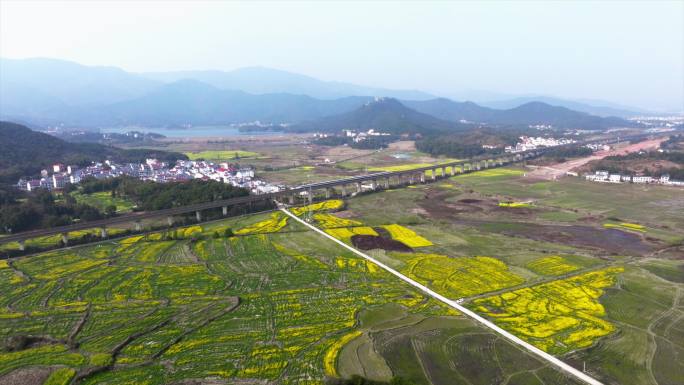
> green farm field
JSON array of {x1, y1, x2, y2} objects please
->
[
  {"x1": 71, "y1": 191, "x2": 137, "y2": 213},
  {"x1": 1, "y1": 167, "x2": 682, "y2": 385},
  {"x1": 338, "y1": 167, "x2": 684, "y2": 385},
  {"x1": 0, "y1": 205, "x2": 585, "y2": 385}
]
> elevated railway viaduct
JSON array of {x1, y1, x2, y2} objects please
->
[{"x1": 0, "y1": 132, "x2": 650, "y2": 250}]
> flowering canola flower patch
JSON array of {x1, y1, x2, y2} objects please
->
[
  {"x1": 323, "y1": 330, "x2": 363, "y2": 376},
  {"x1": 472, "y1": 267, "x2": 623, "y2": 354},
  {"x1": 498, "y1": 201, "x2": 532, "y2": 208},
  {"x1": 0, "y1": 260, "x2": 8, "y2": 269},
  {"x1": 0, "y1": 212, "x2": 464, "y2": 383},
  {"x1": 291, "y1": 199, "x2": 344, "y2": 216},
  {"x1": 526, "y1": 255, "x2": 580, "y2": 276},
  {"x1": 381, "y1": 224, "x2": 433, "y2": 247},
  {"x1": 235, "y1": 212, "x2": 288, "y2": 235},
  {"x1": 43, "y1": 367, "x2": 77, "y2": 385},
  {"x1": 602, "y1": 222, "x2": 647, "y2": 233},
  {"x1": 313, "y1": 213, "x2": 363, "y2": 229},
  {"x1": 400, "y1": 253, "x2": 524, "y2": 298},
  {"x1": 324, "y1": 226, "x2": 378, "y2": 243}
]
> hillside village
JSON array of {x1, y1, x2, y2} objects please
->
[{"x1": 17, "y1": 159, "x2": 282, "y2": 194}]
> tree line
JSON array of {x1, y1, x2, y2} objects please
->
[
  {"x1": 78, "y1": 176, "x2": 249, "y2": 211},
  {"x1": 0, "y1": 178, "x2": 249, "y2": 234}
]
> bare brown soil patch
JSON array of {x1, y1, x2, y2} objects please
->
[
  {"x1": 0, "y1": 367, "x2": 54, "y2": 385},
  {"x1": 458, "y1": 198, "x2": 483, "y2": 204},
  {"x1": 494, "y1": 223, "x2": 654, "y2": 256},
  {"x1": 351, "y1": 235, "x2": 413, "y2": 252},
  {"x1": 388, "y1": 141, "x2": 416, "y2": 151},
  {"x1": 332, "y1": 210, "x2": 359, "y2": 219}
]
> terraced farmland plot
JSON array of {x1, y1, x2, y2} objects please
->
[
  {"x1": 472, "y1": 267, "x2": 624, "y2": 355},
  {"x1": 526, "y1": 255, "x2": 580, "y2": 276},
  {"x1": 0, "y1": 216, "x2": 469, "y2": 384},
  {"x1": 395, "y1": 253, "x2": 525, "y2": 298}
]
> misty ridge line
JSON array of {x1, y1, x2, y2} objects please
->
[{"x1": 0, "y1": 57, "x2": 661, "y2": 126}]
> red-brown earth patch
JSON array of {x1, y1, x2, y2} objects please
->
[{"x1": 351, "y1": 235, "x2": 413, "y2": 252}]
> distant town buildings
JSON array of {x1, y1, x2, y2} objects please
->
[
  {"x1": 17, "y1": 159, "x2": 282, "y2": 195},
  {"x1": 343, "y1": 129, "x2": 391, "y2": 143},
  {"x1": 505, "y1": 136, "x2": 576, "y2": 153},
  {"x1": 584, "y1": 143, "x2": 611, "y2": 152},
  {"x1": 584, "y1": 170, "x2": 684, "y2": 186}
]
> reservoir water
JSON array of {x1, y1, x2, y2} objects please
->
[{"x1": 100, "y1": 126, "x2": 281, "y2": 138}]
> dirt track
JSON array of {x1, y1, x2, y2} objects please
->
[{"x1": 526, "y1": 137, "x2": 666, "y2": 180}]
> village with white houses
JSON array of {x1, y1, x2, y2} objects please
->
[
  {"x1": 584, "y1": 170, "x2": 684, "y2": 186},
  {"x1": 505, "y1": 136, "x2": 577, "y2": 153},
  {"x1": 17, "y1": 159, "x2": 283, "y2": 194}
]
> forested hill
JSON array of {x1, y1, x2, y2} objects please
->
[
  {"x1": 0, "y1": 121, "x2": 186, "y2": 183},
  {"x1": 289, "y1": 98, "x2": 474, "y2": 135}
]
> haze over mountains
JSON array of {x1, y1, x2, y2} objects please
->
[{"x1": 0, "y1": 57, "x2": 642, "y2": 131}]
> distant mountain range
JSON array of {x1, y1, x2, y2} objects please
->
[
  {"x1": 404, "y1": 98, "x2": 630, "y2": 130},
  {"x1": 144, "y1": 66, "x2": 435, "y2": 101},
  {"x1": 480, "y1": 96, "x2": 650, "y2": 118},
  {"x1": 0, "y1": 57, "x2": 640, "y2": 130}
]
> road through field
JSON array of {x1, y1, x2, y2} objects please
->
[
  {"x1": 280, "y1": 207, "x2": 605, "y2": 385},
  {"x1": 526, "y1": 137, "x2": 666, "y2": 180}
]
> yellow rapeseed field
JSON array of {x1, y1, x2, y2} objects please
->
[
  {"x1": 603, "y1": 222, "x2": 646, "y2": 232},
  {"x1": 291, "y1": 199, "x2": 344, "y2": 216},
  {"x1": 526, "y1": 256, "x2": 580, "y2": 276},
  {"x1": 381, "y1": 224, "x2": 433, "y2": 247},
  {"x1": 235, "y1": 213, "x2": 288, "y2": 235},
  {"x1": 323, "y1": 330, "x2": 363, "y2": 376},
  {"x1": 472, "y1": 267, "x2": 624, "y2": 354},
  {"x1": 324, "y1": 226, "x2": 378, "y2": 243},
  {"x1": 498, "y1": 201, "x2": 532, "y2": 208},
  {"x1": 313, "y1": 213, "x2": 362, "y2": 228},
  {"x1": 401, "y1": 254, "x2": 524, "y2": 298}
]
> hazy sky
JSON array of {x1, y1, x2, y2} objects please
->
[{"x1": 1, "y1": 1, "x2": 683, "y2": 111}]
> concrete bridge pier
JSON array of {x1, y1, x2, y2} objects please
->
[
  {"x1": 101, "y1": 227, "x2": 108, "y2": 239},
  {"x1": 475, "y1": 162, "x2": 481, "y2": 170},
  {"x1": 135, "y1": 221, "x2": 142, "y2": 231},
  {"x1": 288, "y1": 194, "x2": 295, "y2": 205},
  {"x1": 408, "y1": 174, "x2": 414, "y2": 184},
  {"x1": 61, "y1": 232, "x2": 68, "y2": 245},
  {"x1": 450, "y1": 166, "x2": 455, "y2": 176},
  {"x1": 385, "y1": 178, "x2": 390, "y2": 189},
  {"x1": 325, "y1": 188, "x2": 332, "y2": 199},
  {"x1": 420, "y1": 172, "x2": 426, "y2": 183},
  {"x1": 441, "y1": 167, "x2": 447, "y2": 177},
  {"x1": 356, "y1": 182, "x2": 362, "y2": 193},
  {"x1": 460, "y1": 165, "x2": 465, "y2": 173},
  {"x1": 18, "y1": 240, "x2": 25, "y2": 251},
  {"x1": 431, "y1": 169, "x2": 437, "y2": 180},
  {"x1": 341, "y1": 185, "x2": 347, "y2": 197},
  {"x1": 195, "y1": 210, "x2": 202, "y2": 222},
  {"x1": 222, "y1": 206, "x2": 228, "y2": 216},
  {"x1": 167, "y1": 216, "x2": 174, "y2": 226},
  {"x1": 483, "y1": 160, "x2": 489, "y2": 169}
]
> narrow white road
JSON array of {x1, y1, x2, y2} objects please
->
[{"x1": 280, "y1": 207, "x2": 604, "y2": 385}]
